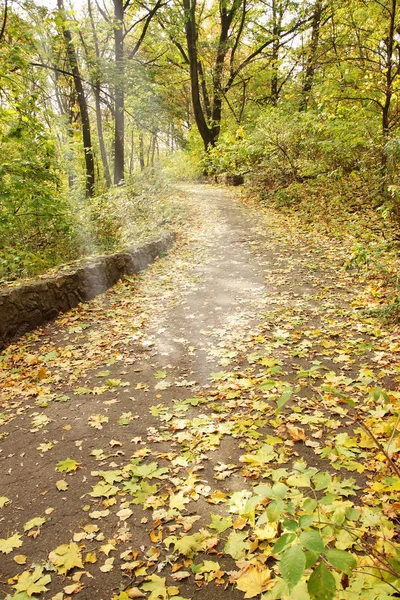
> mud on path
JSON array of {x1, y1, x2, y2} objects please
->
[{"x1": 0, "y1": 185, "x2": 399, "y2": 600}]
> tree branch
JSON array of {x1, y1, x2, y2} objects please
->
[{"x1": 0, "y1": 0, "x2": 7, "y2": 44}]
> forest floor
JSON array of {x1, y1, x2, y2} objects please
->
[{"x1": 0, "y1": 184, "x2": 399, "y2": 600}]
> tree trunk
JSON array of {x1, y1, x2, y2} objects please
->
[
  {"x1": 299, "y1": 0, "x2": 322, "y2": 111},
  {"x1": 380, "y1": 0, "x2": 397, "y2": 207},
  {"x1": 113, "y1": 0, "x2": 125, "y2": 184},
  {"x1": 139, "y1": 132, "x2": 145, "y2": 170},
  {"x1": 57, "y1": 0, "x2": 95, "y2": 197},
  {"x1": 183, "y1": 0, "x2": 215, "y2": 150},
  {"x1": 270, "y1": 0, "x2": 281, "y2": 106},
  {"x1": 88, "y1": 0, "x2": 112, "y2": 188}
]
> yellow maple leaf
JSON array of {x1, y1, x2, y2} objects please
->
[
  {"x1": 235, "y1": 565, "x2": 271, "y2": 598},
  {"x1": 48, "y1": 542, "x2": 83, "y2": 574}
]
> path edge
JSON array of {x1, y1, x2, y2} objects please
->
[{"x1": 0, "y1": 232, "x2": 176, "y2": 348}]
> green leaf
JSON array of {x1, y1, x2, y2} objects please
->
[
  {"x1": 90, "y1": 481, "x2": 119, "y2": 498},
  {"x1": 164, "y1": 531, "x2": 208, "y2": 558},
  {"x1": 305, "y1": 550, "x2": 319, "y2": 569},
  {"x1": 224, "y1": 530, "x2": 250, "y2": 560},
  {"x1": 267, "y1": 499, "x2": 284, "y2": 522},
  {"x1": 130, "y1": 461, "x2": 168, "y2": 479},
  {"x1": 56, "y1": 458, "x2": 80, "y2": 473},
  {"x1": 154, "y1": 370, "x2": 167, "y2": 379},
  {"x1": 299, "y1": 515, "x2": 314, "y2": 529},
  {"x1": 299, "y1": 531, "x2": 324, "y2": 554},
  {"x1": 280, "y1": 544, "x2": 306, "y2": 590},
  {"x1": 275, "y1": 388, "x2": 292, "y2": 415},
  {"x1": 325, "y1": 548, "x2": 357, "y2": 574},
  {"x1": 273, "y1": 533, "x2": 296, "y2": 555},
  {"x1": 308, "y1": 561, "x2": 336, "y2": 600},
  {"x1": 271, "y1": 482, "x2": 289, "y2": 499},
  {"x1": 208, "y1": 513, "x2": 233, "y2": 533},
  {"x1": 142, "y1": 574, "x2": 168, "y2": 600},
  {"x1": 312, "y1": 472, "x2": 331, "y2": 491}
]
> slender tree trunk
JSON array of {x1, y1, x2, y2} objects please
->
[
  {"x1": 113, "y1": 0, "x2": 125, "y2": 184},
  {"x1": 183, "y1": 0, "x2": 215, "y2": 150},
  {"x1": 129, "y1": 128, "x2": 134, "y2": 174},
  {"x1": 299, "y1": 0, "x2": 322, "y2": 111},
  {"x1": 210, "y1": 0, "x2": 233, "y2": 143},
  {"x1": 88, "y1": 0, "x2": 112, "y2": 188},
  {"x1": 151, "y1": 132, "x2": 157, "y2": 166},
  {"x1": 270, "y1": 0, "x2": 281, "y2": 106},
  {"x1": 139, "y1": 132, "x2": 145, "y2": 170},
  {"x1": 57, "y1": 0, "x2": 95, "y2": 197},
  {"x1": 380, "y1": 0, "x2": 397, "y2": 211},
  {"x1": 94, "y1": 86, "x2": 112, "y2": 188}
]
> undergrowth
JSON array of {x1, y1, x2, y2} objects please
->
[
  {"x1": 243, "y1": 175, "x2": 400, "y2": 326},
  {"x1": 0, "y1": 171, "x2": 188, "y2": 285}
]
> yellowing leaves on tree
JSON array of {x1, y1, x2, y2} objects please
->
[{"x1": 48, "y1": 542, "x2": 83, "y2": 574}]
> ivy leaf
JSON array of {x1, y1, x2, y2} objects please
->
[
  {"x1": 0, "y1": 533, "x2": 23, "y2": 554},
  {"x1": 48, "y1": 542, "x2": 83, "y2": 574},
  {"x1": 56, "y1": 458, "x2": 80, "y2": 473},
  {"x1": 325, "y1": 548, "x2": 357, "y2": 574},
  {"x1": 308, "y1": 561, "x2": 336, "y2": 600},
  {"x1": 299, "y1": 530, "x2": 325, "y2": 554},
  {"x1": 13, "y1": 567, "x2": 51, "y2": 596},
  {"x1": 280, "y1": 544, "x2": 306, "y2": 590}
]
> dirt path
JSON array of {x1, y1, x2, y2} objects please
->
[{"x1": 0, "y1": 185, "x2": 399, "y2": 600}]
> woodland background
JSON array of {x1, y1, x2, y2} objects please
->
[{"x1": 1, "y1": 0, "x2": 400, "y2": 319}]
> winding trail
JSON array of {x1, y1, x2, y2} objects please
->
[{"x1": 0, "y1": 185, "x2": 399, "y2": 600}]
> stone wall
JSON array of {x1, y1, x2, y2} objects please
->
[
  {"x1": 0, "y1": 232, "x2": 176, "y2": 348},
  {"x1": 213, "y1": 173, "x2": 244, "y2": 186}
]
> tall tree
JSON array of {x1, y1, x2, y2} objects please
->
[
  {"x1": 299, "y1": 0, "x2": 324, "y2": 111},
  {"x1": 87, "y1": 0, "x2": 112, "y2": 188},
  {"x1": 96, "y1": 0, "x2": 164, "y2": 184},
  {"x1": 164, "y1": 0, "x2": 308, "y2": 150},
  {"x1": 57, "y1": 0, "x2": 95, "y2": 196}
]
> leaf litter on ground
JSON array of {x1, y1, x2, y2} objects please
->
[{"x1": 0, "y1": 185, "x2": 399, "y2": 599}]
